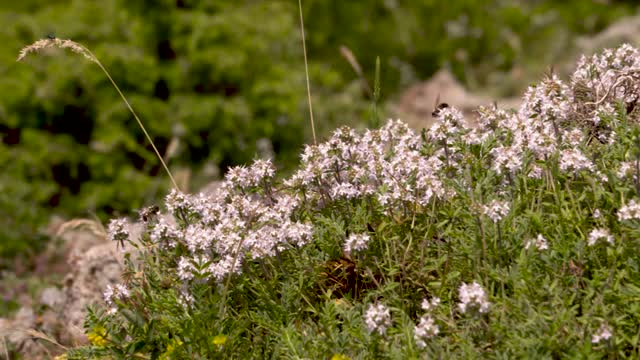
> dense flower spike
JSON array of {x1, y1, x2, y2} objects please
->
[
  {"x1": 103, "y1": 283, "x2": 130, "y2": 314},
  {"x1": 107, "y1": 218, "x2": 130, "y2": 248},
  {"x1": 414, "y1": 315, "x2": 439, "y2": 348},
  {"x1": 588, "y1": 228, "x2": 614, "y2": 246},
  {"x1": 482, "y1": 200, "x2": 510, "y2": 223},
  {"x1": 572, "y1": 44, "x2": 640, "y2": 111},
  {"x1": 618, "y1": 199, "x2": 640, "y2": 220},
  {"x1": 458, "y1": 282, "x2": 490, "y2": 314},
  {"x1": 149, "y1": 217, "x2": 180, "y2": 249},
  {"x1": 559, "y1": 149, "x2": 595, "y2": 173},
  {"x1": 286, "y1": 120, "x2": 450, "y2": 211},
  {"x1": 344, "y1": 233, "x2": 371, "y2": 255},
  {"x1": 153, "y1": 159, "x2": 315, "y2": 284},
  {"x1": 364, "y1": 303, "x2": 392, "y2": 335}
]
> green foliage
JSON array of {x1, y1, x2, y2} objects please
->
[
  {"x1": 0, "y1": 0, "x2": 634, "y2": 266},
  {"x1": 67, "y1": 42, "x2": 640, "y2": 356},
  {"x1": 302, "y1": 0, "x2": 634, "y2": 95},
  {"x1": 0, "y1": 0, "x2": 368, "y2": 263}
]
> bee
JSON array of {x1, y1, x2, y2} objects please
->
[
  {"x1": 46, "y1": 33, "x2": 56, "y2": 40},
  {"x1": 139, "y1": 205, "x2": 160, "y2": 223},
  {"x1": 431, "y1": 94, "x2": 449, "y2": 118}
]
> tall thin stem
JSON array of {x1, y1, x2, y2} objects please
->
[
  {"x1": 85, "y1": 47, "x2": 180, "y2": 191},
  {"x1": 298, "y1": 0, "x2": 317, "y2": 145},
  {"x1": 18, "y1": 38, "x2": 181, "y2": 192}
]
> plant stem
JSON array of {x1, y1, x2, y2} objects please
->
[
  {"x1": 82, "y1": 45, "x2": 181, "y2": 192},
  {"x1": 298, "y1": 0, "x2": 317, "y2": 145}
]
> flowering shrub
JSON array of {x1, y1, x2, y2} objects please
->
[
  {"x1": 2, "y1": 0, "x2": 370, "y2": 263},
  {"x1": 67, "y1": 44, "x2": 640, "y2": 358}
]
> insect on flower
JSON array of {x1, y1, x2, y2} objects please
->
[
  {"x1": 431, "y1": 94, "x2": 449, "y2": 118},
  {"x1": 107, "y1": 218, "x2": 130, "y2": 250},
  {"x1": 139, "y1": 204, "x2": 160, "y2": 223}
]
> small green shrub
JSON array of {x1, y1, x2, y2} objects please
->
[{"x1": 66, "y1": 44, "x2": 640, "y2": 358}]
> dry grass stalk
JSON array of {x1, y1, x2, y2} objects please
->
[
  {"x1": 25, "y1": 329, "x2": 68, "y2": 351},
  {"x1": 297, "y1": 0, "x2": 317, "y2": 145},
  {"x1": 18, "y1": 38, "x2": 181, "y2": 192},
  {"x1": 55, "y1": 218, "x2": 107, "y2": 241},
  {"x1": 17, "y1": 38, "x2": 95, "y2": 63}
]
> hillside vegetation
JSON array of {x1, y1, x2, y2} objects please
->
[
  {"x1": 2, "y1": 0, "x2": 634, "y2": 265},
  {"x1": 62, "y1": 43, "x2": 640, "y2": 359}
]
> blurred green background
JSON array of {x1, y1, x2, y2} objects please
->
[{"x1": 0, "y1": 0, "x2": 637, "y2": 267}]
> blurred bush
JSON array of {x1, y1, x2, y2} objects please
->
[
  {"x1": 0, "y1": 0, "x2": 634, "y2": 264},
  {"x1": 303, "y1": 0, "x2": 636, "y2": 96},
  {"x1": 0, "y1": 0, "x2": 368, "y2": 264}
]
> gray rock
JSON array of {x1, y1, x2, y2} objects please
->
[
  {"x1": 577, "y1": 15, "x2": 640, "y2": 54},
  {"x1": 393, "y1": 69, "x2": 520, "y2": 129},
  {"x1": 59, "y1": 240, "x2": 128, "y2": 345},
  {"x1": 40, "y1": 287, "x2": 65, "y2": 309}
]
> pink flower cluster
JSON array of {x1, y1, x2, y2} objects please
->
[
  {"x1": 106, "y1": 44, "x2": 640, "y2": 298},
  {"x1": 414, "y1": 296, "x2": 441, "y2": 348},
  {"x1": 286, "y1": 120, "x2": 451, "y2": 212},
  {"x1": 153, "y1": 159, "x2": 313, "y2": 283},
  {"x1": 364, "y1": 303, "x2": 392, "y2": 335},
  {"x1": 572, "y1": 43, "x2": 640, "y2": 112},
  {"x1": 458, "y1": 281, "x2": 490, "y2": 314},
  {"x1": 470, "y1": 44, "x2": 640, "y2": 181}
]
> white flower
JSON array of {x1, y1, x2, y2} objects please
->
[
  {"x1": 618, "y1": 199, "x2": 640, "y2": 220},
  {"x1": 616, "y1": 161, "x2": 636, "y2": 180},
  {"x1": 103, "y1": 283, "x2": 130, "y2": 307},
  {"x1": 177, "y1": 289, "x2": 195, "y2": 309},
  {"x1": 107, "y1": 218, "x2": 130, "y2": 245},
  {"x1": 482, "y1": 200, "x2": 510, "y2": 223},
  {"x1": 331, "y1": 182, "x2": 361, "y2": 199},
  {"x1": 364, "y1": 303, "x2": 392, "y2": 335},
  {"x1": 286, "y1": 221, "x2": 313, "y2": 247},
  {"x1": 177, "y1": 257, "x2": 194, "y2": 281},
  {"x1": 592, "y1": 323, "x2": 613, "y2": 344},
  {"x1": 207, "y1": 254, "x2": 243, "y2": 282},
  {"x1": 593, "y1": 209, "x2": 602, "y2": 219},
  {"x1": 458, "y1": 282, "x2": 490, "y2": 314},
  {"x1": 528, "y1": 165, "x2": 544, "y2": 179},
  {"x1": 150, "y1": 216, "x2": 181, "y2": 248},
  {"x1": 525, "y1": 234, "x2": 549, "y2": 251},
  {"x1": 414, "y1": 315, "x2": 439, "y2": 348},
  {"x1": 559, "y1": 149, "x2": 595, "y2": 173},
  {"x1": 587, "y1": 228, "x2": 614, "y2": 246},
  {"x1": 226, "y1": 159, "x2": 276, "y2": 189},
  {"x1": 421, "y1": 297, "x2": 441, "y2": 312},
  {"x1": 115, "y1": 284, "x2": 129, "y2": 298},
  {"x1": 184, "y1": 223, "x2": 215, "y2": 253},
  {"x1": 344, "y1": 233, "x2": 371, "y2": 255},
  {"x1": 165, "y1": 189, "x2": 193, "y2": 214},
  {"x1": 103, "y1": 285, "x2": 114, "y2": 304},
  {"x1": 427, "y1": 107, "x2": 466, "y2": 142},
  {"x1": 490, "y1": 146, "x2": 523, "y2": 175}
]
